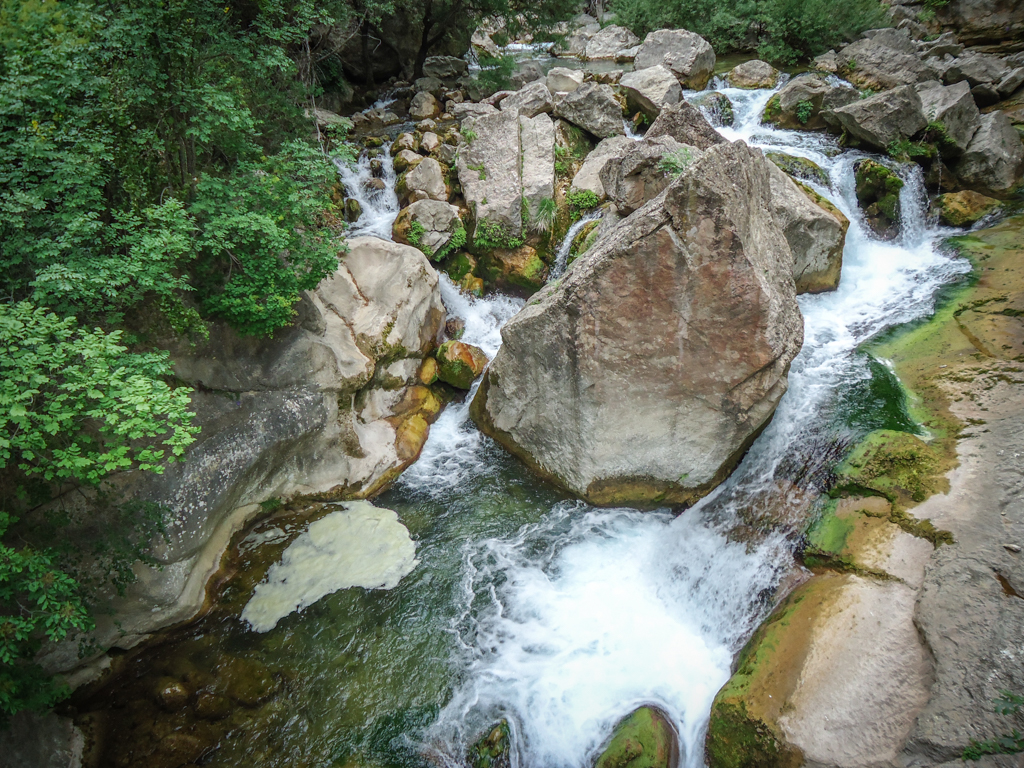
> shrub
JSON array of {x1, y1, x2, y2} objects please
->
[
  {"x1": 795, "y1": 100, "x2": 815, "y2": 125},
  {"x1": 658, "y1": 147, "x2": 695, "y2": 176}
]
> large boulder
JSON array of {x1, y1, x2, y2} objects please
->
[
  {"x1": 471, "y1": 141, "x2": 803, "y2": 507},
  {"x1": 916, "y1": 80, "x2": 981, "y2": 156},
  {"x1": 837, "y1": 36, "x2": 939, "y2": 91},
  {"x1": 619, "y1": 65, "x2": 683, "y2": 120},
  {"x1": 931, "y1": 189, "x2": 1002, "y2": 226},
  {"x1": 645, "y1": 100, "x2": 726, "y2": 150},
  {"x1": 584, "y1": 25, "x2": 640, "y2": 60},
  {"x1": 392, "y1": 199, "x2": 465, "y2": 260},
  {"x1": 928, "y1": 0, "x2": 1024, "y2": 48},
  {"x1": 409, "y1": 91, "x2": 442, "y2": 120},
  {"x1": 547, "y1": 66, "x2": 584, "y2": 93},
  {"x1": 458, "y1": 110, "x2": 524, "y2": 243},
  {"x1": 520, "y1": 113, "x2": 556, "y2": 230},
  {"x1": 831, "y1": 85, "x2": 928, "y2": 151},
  {"x1": 570, "y1": 135, "x2": 635, "y2": 201},
  {"x1": 499, "y1": 81, "x2": 554, "y2": 118},
  {"x1": 633, "y1": 29, "x2": 716, "y2": 90},
  {"x1": 599, "y1": 136, "x2": 694, "y2": 215},
  {"x1": 401, "y1": 156, "x2": 447, "y2": 202},
  {"x1": 554, "y1": 82, "x2": 626, "y2": 139},
  {"x1": 943, "y1": 51, "x2": 1011, "y2": 87},
  {"x1": 763, "y1": 74, "x2": 858, "y2": 131},
  {"x1": 423, "y1": 55, "x2": 469, "y2": 80},
  {"x1": 728, "y1": 59, "x2": 780, "y2": 89},
  {"x1": 767, "y1": 163, "x2": 848, "y2": 294},
  {"x1": 435, "y1": 341, "x2": 489, "y2": 389},
  {"x1": 955, "y1": 111, "x2": 1024, "y2": 197}
]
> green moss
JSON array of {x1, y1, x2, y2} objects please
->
[
  {"x1": 833, "y1": 429, "x2": 938, "y2": 502},
  {"x1": 595, "y1": 707, "x2": 677, "y2": 768},
  {"x1": 765, "y1": 152, "x2": 830, "y2": 187},
  {"x1": 762, "y1": 95, "x2": 781, "y2": 123},
  {"x1": 706, "y1": 701, "x2": 788, "y2": 768},
  {"x1": 467, "y1": 162, "x2": 487, "y2": 180},
  {"x1": 805, "y1": 499, "x2": 853, "y2": 554},
  {"x1": 470, "y1": 720, "x2": 510, "y2": 768},
  {"x1": 407, "y1": 220, "x2": 426, "y2": 247},
  {"x1": 566, "y1": 188, "x2": 600, "y2": 212},
  {"x1": 855, "y1": 159, "x2": 903, "y2": 230},
  {"x1": 433, "y1": 225, "x2": 467, "y2": 262},
  {"x1": 473, "y1": 220, "x2": 524, "y2": 251}
]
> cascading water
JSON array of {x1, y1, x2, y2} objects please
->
[
  {"x1": 550, "y1": 210, "x2": 604, "y2": 279},
  {"x1": 334, "y1": 150, "x2": 401, "y2": 239}
]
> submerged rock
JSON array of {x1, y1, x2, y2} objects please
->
[
  {"x1": 595, "y1": 707, "x2": 679, "y2": 768},
  {"x1": 470, "y1": 720, "x2": 511, "y2": 768},
  {"x1": 471, "y1": 141, "x2": 803, "y2": 507},
  {"x1": 435, "y1": 340, "x2": 489, "y2": 389}
]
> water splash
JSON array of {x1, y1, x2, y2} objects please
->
[
  {"x1": 550, "y1": 211, "x2": 604, "y2": 279},
  {"x1": 333, "y1": 150, "x2": 400, "y2": 240}
]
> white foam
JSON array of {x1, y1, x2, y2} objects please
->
[{"x1": 241, "y1": 501, "x2": 418, "y2": 632}]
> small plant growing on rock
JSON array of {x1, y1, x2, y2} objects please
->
[
  {"x1": 658, "y1": 147, "x2": 694, "y2": 176},
  {"x1": 461, "y1": 128, "x2": 478, "y2": 144},
  {"x1": 795, "y1": 100, "x2": 815, "y2": 125},
  {"x1": 533, "y1": 197, "x2": 557, "y2": 232},
  {"x1": 962, "y1": 691, "x2": 1024, "y2": 761}
]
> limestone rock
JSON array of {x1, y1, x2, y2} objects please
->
[
  {"x1": 392, "y1": 199, "x2": 464, "y2": 260},
  {"x1": 570, "y1": 135, "x2": 634, "y2": 201},
  {"x1": 481, "y1": 244, "x2": 548, "y2": 291},
  {"x1": 452, "y1": 102, "x2": 498, "y2": 120},
  {"x1": 634, "y1": 29, "x2": 716, "y2": 90},
  {"x1": 645, "y1": 100, "x2": 726, "y2": 150},
  {"x1": 814, "y1": 50, "x2": 839, "y2": 74},
  {"x1": 391, "y1": 132, "x2": 419, "y2": 155},
  {"x1": 471, "y1": 29, "x2": 500, "y2": 59},
  {"x1": 423, "y1": 55, "x2": 468, "y2": 80},
  {"x1": 436, "y1": 340, "x2": 489, "y2": 389},
  {"x1": 554, "y1": 82, "x2": 626, "y2": 139},
  {"x1": 928, "y1": 0, "x2": 1024, "y2": 48},
  {"x1": 409, "y1": 91, "x2": 441, "y2": 121},
  {"x1": 763, "y1": 73, "x2": 858, "y2": 131},
  {"x1": 392, "y1": 149, "x2": 422, "y2": 174},
  {"x1": 594, "y1": 707, "x2": 679, "y2": 768},
  {"x1": 767, "y1": 163, "x2": 848, "y2": 294},
  {"x1": 831, "y1": 85, "x2": 927, "y2": 151},
  {"x1": 471, "y1": 141, "x2": 803, "y2": 507},
  {"x1": 944, "y1": 51, "x2": 1011, "y2": 88},
  {"x1": 932, "y1": 190, "x2": 1002, "y2": 227},
  {"x1": 584, "y1": 25, "x2": 640, "y2": 60},
  {"x1": 690, "y1": 91, "x2": 734, "y2": 127},
  {"x1": 837, "y1": 36, "x2": 940, "y2": 91},
  {"x1": 458, "y1": 110, "x2": 523, "y2": 242},
  {"x1": 997, "y1": 67, "x2": 1024, "y2": 98},
  {"x1": 765, "y1": 152, "x2": 830, "y2": 187},
  {"x1": 546, "y1": 66, "x2": 584, "y2": 93},
  {"x1": 619, "y1": 65, "x2": 683, "y2": 120},
  {"x1": 500, "y1": 81, "x2": 554, "y2": 118},
  {"x1": 519, "y1": 113, "x2": 556, "y2": 230},
  {"x1": 916, "y1": 80, "x2": 981, "y2": 156},
  {"x1": 728, "y1": 59, "x2": 780, "y2": 89},
  {"x1": 420, "y1": 131, "x2": 440, "y2": 154},
  {"x1": 955, "y1": 111, "x2": 1024, "y2": 197},
  {"x1": 599, "y1": 135, "x2": 692, "y2": 215},
  {"x1": 414, "y1": 76, "x2": 444, "y2": 96},
  {"x1": 402, "y1": 157, "x2": 447, "y2": 202}
]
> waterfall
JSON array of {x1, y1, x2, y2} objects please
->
[
  {"x1": 333, "y1": 150, "x2": 400, "y2": 240},
  {"x1": 550, "y1": 210, "x2": 604, "y2": 279}
]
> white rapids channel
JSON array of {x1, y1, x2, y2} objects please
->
[{"x1": 386, "y1": 75, "x2": 967, "y2": 768}]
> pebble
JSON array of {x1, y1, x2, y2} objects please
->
[{"x1": 1005, "y1": 544, "x2": 1021, "y2": 553}]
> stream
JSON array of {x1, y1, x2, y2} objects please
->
[{"x1": 81, "y1": 70, "x2": 971, "y2": 768}]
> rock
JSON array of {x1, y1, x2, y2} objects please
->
[
  {"x1": 481, "y1": 244, "x2": 548, "y2": 290},
  {"x1": 690, "y1": 91, "x2": 734, "y2": 127},
  {"x1": 452, "y1": 102, "x2": 498, "y2": 120},
  {"x1": 997, "y1": 67, "x2": 1024, "y2": 98},
  {"x1": 420, "y1": 131, "x2": 441, "y2": 154},
  {"x1": 594, "y1": 707, "x2": 679, "y2": 768},
  {"x1": 414, "y1": 76, "x2": 444, "y2": 96},
  {"x1": 765, "y1": 152, "x2": 830, "y2": 187},
  {"x1": 216, "y1": 655, "x2": 278, "y2": 707},
  {"x1": 955, "y1": 111, "x2": 1024, "y2": 197},
  {"x1": 391, "y1": 132, "x2": 419, "y2": 155},
  {"x1": 971, "y1": 82, "x2": 1001, "y2": 108},
  {"x1": 763, "y1": 73, "x2": 858, "y2": 131},
  {"x1": 471, "y1": 141, "x2": 802, "y2": 507},
  {"x1": 423, "y1": 55, "x2": 468, "y2": 80},
  {"x1": 554, "y1": 82, "x2": 625, "y2": 139},
  {"x1": 500, "y1": 81, "x2": 554, "y2": 118},
  {"x1": 615, "y1": 45, "x2": 640, "y2": 63},
  {"x1": 619, "y1": 65, "x2": 683, "y2": 120},
  {"x1": 510, "y1": 60, "x2": 546, "y2": 90},
  {"x1": 584, "y1": 25, "x2": 640, "y2": 60},
  {"x1": 155, "y1": 677, "x2": 191, "y2": 711},
  {"x1": 814, "y1": 50, "x2": 839, "y2": 74},
  {"x1": 944, "y1": 51, "x2": 1011, "y2": 88},
  {"x1": 863, "y1": 27, "x2": 920, "y2": 54},
  {"x1": 392, "y1": 149, "x2": 422, "y2": 173},
  {"x1": 837, "y1": 36, "x2": 940, "y2": 91},
  {"x1": 634, "y1": 29, "x2": 716, "y2": 90},
  {"x1": 402, "y1": 157, "x2": 447, "y2": 202},
  {"x1": 437, "y1": 143, "x2": 457, "y2": 165},
  {"x1": 916, "y1": 80, "x2": 981, "y2": 156},
  {"x1": 728, "y1": 59, "x2": 779, "y2": 89},
  {"x1": 435, "y1": 341, "x2": 489, "y2": 389},
  {"x1": 599, "y1": 135, "x2": 692, "y2": 215},
  {"x1": 932, "y1": 190, "x2": 1002, "y2": 226},
  {"x1": 392, "y1": 199, "x2": 465, "y2": 260},
  {"x1": 0, "y1": 711, "x2": 84, "y2": 768},
  {"x1": 919, "y1": 31, "x2": 963, "y2": 59},
  {"x1": 471, "y1": 29, "x2": 500, "y2": 59},
  {"x1": 547, "y1": 66, "x2": 584, "y2": 93},
  {"x1": 469, "y1": 720, "x2": 511, "y2": 768},
  {"x1": 855, "y1": 159, "x2": 904, "y2": 239},
  {"x1": 767, "y1": 163, "x2": 848, "y2": 294},
  {"x1": 305, "y1": 107, "x2": 351, "y2": 134},
  {"x1": 570, "y1": 135, "x2": 635, "y2": 200},
  {"x1": 417, "y1": 118, "x2": 437, "y2": 132},
  {"x1": 644, "y1": 100, "x2": 726, "y2": 151},
  {"x1": 831, "y1": 85, "x2": 927, "y2": 151},
  {"x1": 409, "y1": 91, "x2": 441, "y2": 121},
  {"x1": 458, "y1": 109, "x2": 523, "y2": 243},
  {"x1": 194, "y1": 691, "x2": 232, "y2": 720},
  {"x1": 520, "y1": 113, "x2": 556, "y2": 230},
  {"x1": 344, "y1": 198, "x2": 362, "y2": 223}
]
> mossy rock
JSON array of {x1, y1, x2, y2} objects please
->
[
  {"x1": 436, "y1": 340, "x2": 489, "y2": 389},
  {"x1": 931, "y1": 190, "x2": 1001, "y2": 228},
  {"x1": 214, "y1": 655, "x2": 279, "y2": 707},
  {"x1": 470, "y1": 720, "x2": 511, "y2": 768},
  {"x1": 854, "y1": 160, "x2": 903, "y2": 239},
  {"x1": 479, "y1": 245, "x2": 548, "y2": 292},
  {"x1": 765, "y1": 152, "x2": 830, "y2": 188},
  {"x1": 832, "y1": 429, "x2": 939, "y2": 504},
  {"x1": 690, "y1": 91, "x2": 734, "y2": 127},
  {"x1": 595, "y1": 707, "x2": 679, "y2": 768},
  {"x1": 442, "y1": 251, "x2": 478, "y2": 283}
]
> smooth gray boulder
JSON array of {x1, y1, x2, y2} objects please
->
[
  {"x1": 409, "y1": 91, "x2": 441, "y2": 120},
  {"x1": 838, "y1": 36, "x2": 940, "y2": 90},
  {"x1": 619, "y1": 65, "x2": 683, "y2": 119},
  {"x1": 916, "y1": 80, "x2": 981, "y2": 156},
  {"x1": 764, "y1": 73, "x2": 858, "y2": 131},
  {"x1": 547, "y1": 66, "x2": 584, "y2": 93},
  {"x1": 943, "y1": 51, "x2": 1011, "y2": 87},
  {"x1": 599, "y1": 135, "x2": 694, "y2": 214},
  {"x1": 392, "y1": 199, "x2": 463, "y2": 259},
  {"x1": 451, "y1": 102, "x2": 498, "y2": 120},
  {"x1": 471, "y1": 141, "x2": 803, "y2": 507},
  {"x1": 584, "y1": 24, "x2": 640, "y2": 60},
  {"x1": 955, "y1": 111, "x2": 1024, "y2": 197},
  {"x1": 570, "y1": 135, "x2": 634, "y2": 200},
  {"x1": 645, "y1": 100, "x2": 726, "y2": 150},
  {"x1": 728, "y1": 59, "x2": 780, "y2": 89},
  {"x1": 633, "y1": 29, "x2": 716, "y2": 90},
  {"x1": 402, "y1": 156, "x2": 446, "y2": 202},
  {"x1": 831, "y1": 85, "x2": 927, "y2": 151},
  {"x1": 554, "y1": 82, "x2": 626, "y2": 139},
  {"x1": 520, "y1": 113, "x2": 556, "y2": 229},
  {"x1": 500, "y1": 80, "x2": 554, "y2": 118},
  {"x1": 423, "y1": 55, "x2": 468, "y2": 80},
  {"x1": 767, "y1": 163, "x2": 848, "y2": 294},
  {"x1": 458, "y1": 110, "x2": 523, "y2": 240}
]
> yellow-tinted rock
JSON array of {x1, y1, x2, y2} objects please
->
[{"x1": 932, "y1": 190, "x2": 1001, "y2": 227}]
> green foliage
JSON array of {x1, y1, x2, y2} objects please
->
[
  {"x1": 461, "y1": 128, "x2": 479, "y2": 144},
  {"x1": 533, "y1": 197, "x2": 558, "y2": 232},
  {"x1": 468, "y1": 162, "x2": 488, "y2": 180},
  {"x1": 473, "y1": 220, "x2": 524, "y2": 251},
  {"x1": 963, "y1": 691, "x2": 1024, "y2": 761},
  {"x1": 474, "y1": 53, "x2": 518, "y2": 92},
  {"x1": 611, "y1": 0, "x2": 888, "y2": 62},
  {"x1": 434, "y1": 226, "x2": 468, "y2": 262},
  {"x1": 795, "y1": 100, "x2": 815, "y2": 125},
  {"x1": 658, "y1": 147, "x2": 695, "y2": 176},
  {"x1": 407, "y1": 221, "x2": 427, "y2": 247},
  {"x1": 566, "y1": 189, "x2": 601, "y2": 211}
]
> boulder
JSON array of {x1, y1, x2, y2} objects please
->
[
  {"x1": 931, "y1": 190, "x2": 1002, "y2": 226},
  {"x1": 471, "y1": 29, "x2": 500, "y2": 59},
  {"x1": 916, "y1": 80, "x2": 981, "y2": 156},
  {"x1": 615, "y1": 45, "x2": 640, "y2": 63},
  {"x1": 814, "y1": 50, "x2": 839, "y2": 74},
  {"x1": 728, "y1": 59, "x2": 780, "y2": 89},
  {"x1": 765, "y1": 152, "x2": 830, "y2": 187},
  {"x1": 402, "y1": 157, "x2": 447, "y2": 202},
  {"x1": 763, "y1": 74, "x2": 858, "y2": 131},
  {"x1": 554, "y1": 82, "x2": 626, "y2": 139},
  {"x1": 943, "y1": 51, "x2": 1011, "y2": 88},
  {"x1": 500, "y1": 81, "x2": 554, "y2": 118},
  {"x1": 996, "y1": 67, "x2": 1024, "y2": 98},
  {"x1": 919, "y1": 31, "x2": 963, "y2": 59},
  {"x1": 633, "y1": 29, "x2": 716, "y2": 90},
  {"x1": 452, "y1": 102, "x2": 498, "y2": 120},
  {"x1": 414, "y1": 76, "x2": 444, "y2": 96},
  {"x1": 391, "y1": 132, "x2": 419, "y2": 155},
  {"x1": 645, "y1": 100, "x2": 726, "y2": 150},
  {"x1": 481, "y1": 244, "x2": 548, "y2": 291},
  {"x1": 471, "y1": 141, "x2": 803, "y2": 507},
  {"x1": 855, "y1": 159, "x2": 904, "y2": 239},
  {"x1": 594, "y1": 707, "x2": 679, "y2": 768},
  {"x1": 409, "y1": 91, "x2": 441, "y2": 121},
  {"x1": 927, "y1": 0, "x2": 1024, "y2": 48},
  {"x1": 420, "y1": 131, "x2": 441, "y2": 154},
  {"x1": 392, "y1": 199, "x2": 465, "y2": 260},
  {"x1": 547, "y1": 67, "x2": 584, "y2": 93},
  {"x1": 510, "y1": 60, "x2": 546, "y2": 90},
  {"x1": 423, "y1": 55, "x2": 468, "y2": 80},
  {"x1": 619, "y1": 65, "x2": 683, "y2": 120},
  {"x1": 863, "y1": 27, "x2": 920, "y2": 54},
  {"x1": 767, "y1": 163, "x2": 848, "y2": 294},
  {"x1": 831, "y1": 85, "x2": 928, "y2": 151},
  {"x1": 584, "y1": 25, "x2": 640, "y2": 60},
  {"x1": 599, "y1": 136, "x2": 693, "y2": 215},
  {"x1": 570, "y1": 135, "x2": 635, "y2": 200},
  {"x1": 519, "y1": 113, "x2": 556, "y2": 230},
  {"x1": 458, "y1": 110, "x2": 523, "y2": 243},
  {"x1": 554, "y1": 13, "x2": 601, "y2": 57},
  {"x1": 837, "y1": 36, "x2": 939, "y2": 91},
  {"x1": 435, "y1": 341, "x2": 489, "y2": 389},
  {"x1": 690, "y1": 91, "x2": 734, "y2": 127},
  {"x1": 392, "y1": 149, "x2": 422, "y2": 174},
  {"x1": 955, "y1": 111, "x2": 1024, "y2": 197}
]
